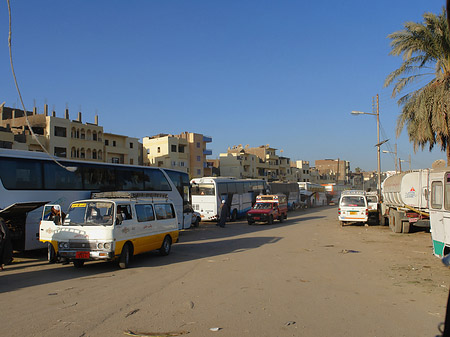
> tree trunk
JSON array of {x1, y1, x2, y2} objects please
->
[{"x1": 447, "y1": 145, "x2": 450, "y2": 167}]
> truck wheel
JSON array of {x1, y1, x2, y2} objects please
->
[
  {"x1": 402, "y1": 221, "x2": 411, "y2": 233},
  {"x1": 73, "y1": 260, "x2": 85, "y2": 268},
  {"x1": 119, "y1": 243, "x2": 132, "y2": 269},
  {"x1": 267, "y1": 215, "x2": 273, "y2": 225},
  {"x1": 159, "y1": 236, "x2": 172, "y2": 256},
  {"x1": 393, "y1": 210, "x2": 402, "y2": 233},
  {"x1": 47, "y1": 243, "x2": 57, "y2": 264},
  {"x1": 279, "y1": 214, "x2": 284, "y2": 223},
  {"x1": 247, "y1": 220, "x2": 254, "y2": 225}
]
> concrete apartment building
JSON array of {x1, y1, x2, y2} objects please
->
[
  {"x1": 292, "y1": 160, "x2": 312, "y2": 182},
  {"x1": 0, "y1": 105, "x2": 140, "y2": 165},
  {"x1": 142, "y1": 132, "x2": 212, "y2": 178},
  {"x1": 220, "y1": 144, "x2": 296, "y2": 181},
  {"x1": 315, "y1": 159, "x2": 350, "y2": 184}
]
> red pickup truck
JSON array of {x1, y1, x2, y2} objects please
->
[{"x1": 247, "y1": 194, "x2": 288, "y2": 225}]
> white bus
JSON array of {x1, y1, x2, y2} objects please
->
[
  {"x1": 0, "y1": 149, "x2": 191, "y2": 251},
  {"x1": 268, "y1": 182, "x2": 300, "y2": 210},
  {"x1": 298, "y1": 182, "x2": 327, "y2": 207},
  {"x1": 190, "y1": 177, "x2": 268, "y2": 221}
]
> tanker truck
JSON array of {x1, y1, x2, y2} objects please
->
[{"x1": 381, "y1": 169, "x2": 430, "y2": 233}]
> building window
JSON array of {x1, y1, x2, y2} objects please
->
[
  {"x1": 112, "y1": 157, "x2": 120, "y2": 164},
  {"x1": 130, "y1": 142, "x2": 134, "y2": 149},
  {"x1": 54, "y1": 126, "x2": 67, "y2": 137},
  {"x1": 197, "y1": 156, "x2": 201, "y2": 162},
  {"x1": 93, "y1": 132, "x2": 97, "y2": 141},
  {"x1": 130, "y1": 159, "x2": 134, "y2": 165},
  {"x1": 157, "y1": 147, "x2": 161, "y2": 153},
  {"x1": 147, "y1": 149, "x2": 150, "y2": 154},
  {"x1": 171, "y1": 145, "x2": 177, "y2": 152},
  {"x1": 197, "y1": 169, "x2": 201, "y2": 175},
  {"x1": 196, "y1": 142, "x2": 200, "y2": 148},
  {"x1": 179, "y1": 145, "x2": 184, "y2": 153},
  {"x1": 180, "y1": 161, "x2": 185, "y2": 167},
  {"x1": 105, "y1": 139, "x2": 109, "y2": 146},
  {"x1": 172, "y1": 161, "x2": 177, "y2": 167},
  {"x1": 93, "y1": 150, "x2": 97, "y2": 159},
  {"x1": 54, "y1": 147, "x2": 67, "y2": 158},
  {"x1": 113, "y1": 140, "x2": 116, "y2": 147}
]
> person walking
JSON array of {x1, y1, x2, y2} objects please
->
[
  {"x1": 218, "y1": 199, "x2": 229, "y2": 228},
  {"x1": 0, "y1": 217, "x2": 13, "y2": 271}
]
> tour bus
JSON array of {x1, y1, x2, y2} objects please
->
[
  {"x1": 298, "y1": 182, "x2": 327, "y2": 207},
  {"x1": 0, "y1": 149, "x2": 191, "y2": 252},
  {"x1": 268, "y1": 182, "x2": 300, "y2": 210},
  {"x1": 40, "y1": 192, "x2": 179, "y2": 268},
  {"x1": 190, "y1": 177, "x2": 268, "y2": 221}
]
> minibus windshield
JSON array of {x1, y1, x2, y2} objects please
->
[{"x1": 64, "y1": 201, "x2": 114, "y2": 226}]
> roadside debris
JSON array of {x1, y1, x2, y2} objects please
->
[
  {"x1": 209, "y1": 327, "x2": 222, "y2": 331},
  {"x1": 124, "y1": 330, "x2": 188, "y2": 336},
  {"x1": 285, "y1": 321, "x2": 296, "y2": 326},
  {"x1": 125, "y1": 309, "x2": 140, "y2": 318},
  {"x1": 339, "y1": 249, "x2": 360, "y2": 254}
]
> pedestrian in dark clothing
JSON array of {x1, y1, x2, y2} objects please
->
[
  {"x1": 218, "y1": 200, "x2": 229, "y2": 228},
  {"x1": 0, "y1": 217, "x2": 13, "y2": 270}
]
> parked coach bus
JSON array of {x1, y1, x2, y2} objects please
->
[
  {"x1": 0, "y1": 149, "x2": 192, "y2": 251},
  {"x1": 191, "y1": 177, "x2": 268, "y2": 221}
]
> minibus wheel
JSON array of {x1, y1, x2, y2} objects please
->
[
  {"x1": 119, "y1": 243, "x2": 132, "y2": 269},
  {"x1": 73, "y1": 260, "x2": 85, "y2": 268},
  {"x1": 267, "y1": 215, "x2": 273, "y2": 225},
  {"x1": 47, "y1": 243, "x2": 56, "y2": 264},
  {"x1": 159, "y1": 236, "x2": 172, "y2": 256}
]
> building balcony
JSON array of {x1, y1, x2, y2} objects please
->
[
  {"x1": 203, "y1": 135, "x2": 212, "y2": 143},
  {"x1": 203, "y1": 149, "x2": 212, "y2": 156}
]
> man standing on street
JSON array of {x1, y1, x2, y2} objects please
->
[{"x1": 218, "y1": 199, "x2": 229, "y2": 228}]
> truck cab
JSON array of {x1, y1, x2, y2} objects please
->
[{"x1": 246, "y1": 194, "x2": 288, "y2": 225}]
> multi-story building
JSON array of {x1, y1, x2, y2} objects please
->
[
  {"x1": 315, "y1": 159, "x2": 350, "y2": 184},
  {"x1": 292, "y1": 160, "x2": 311, "y2": 182},
  {"x1": 143, "y1": 132, "x2": 212, "y2": 178},
  {"x1": 0, "y1": 105, "x2": 140, "y2": 165},
  {"x1": 220, "y1": 144, "x2": 296, "y2": 182}
]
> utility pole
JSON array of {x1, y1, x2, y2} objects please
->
[{"x1": 376, "y1": 94, "x2": 381, "y2": 200}]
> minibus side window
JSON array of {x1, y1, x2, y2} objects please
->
[
  {"x1": 117, "y1": 204, "x2": 132, "y2": 220},
  {"x1": 431, "y1": 181, "x2": 443, "y2": 209},
  {"x1": 135, "y1": 204, "x2": 155, "y2": 222},
  {"x1": 445, "y1": 175, "x2": 450, "y2": 210}
]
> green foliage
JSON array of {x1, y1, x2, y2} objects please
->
[{"x1": 385, "y1": 7, "x2": 450, "y2": 160}]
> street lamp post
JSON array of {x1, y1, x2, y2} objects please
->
[
  {"x1": 351, "y1": 94, "x2": 385, "y2": 200},
  {"x1": 382, "y1": 143, "x2": 398, "y2": 172}
]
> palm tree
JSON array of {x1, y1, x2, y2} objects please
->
[{"x1": 384, "y1": 7, "x2": 450, "y2": 163}]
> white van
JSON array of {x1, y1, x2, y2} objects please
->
[
  {"x1": 39, "y1": 192, "x2": 179, "y2": 269},
  {"x1": 338, "y1": 190, "x2": 368, "y2": 226}
]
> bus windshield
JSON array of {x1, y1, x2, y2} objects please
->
[
  {"x1": 64, "y1": 201, "x2": 114, "y2": 226},
  {"x1": 191, "y1": 183, "x2": 215, "y2": 196}
]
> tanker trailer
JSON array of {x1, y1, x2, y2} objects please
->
[{"x1": 381, "y1": 169, "x2": 430, "y2": 233}]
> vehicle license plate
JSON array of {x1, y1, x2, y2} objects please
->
[
  {"x1": 254, "y1": 217, "x2": 260, "y2": 220},
  {"x1": 349, "y1": 211, "x2": 357, "y2": 215},
  {"x1": 76, "y1": 251, "x2": 90, "y2": 259}
]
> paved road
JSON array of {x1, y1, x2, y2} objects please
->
[{"x1": 0, "y1": 206, "x2": 448, "y2": 337}]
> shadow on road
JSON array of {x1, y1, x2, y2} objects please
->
[{"x1": 0, "y1": 235, "x2": 282, "y2": 293}]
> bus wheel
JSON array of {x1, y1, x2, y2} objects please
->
[
  {"x1": 119, "y1": 243, "x2": 132, "y2": 269},
  {"x1": 47, "y1": 243, "x2": 57, "y2": 264},
  {"x1": 73, "y1": 260, "x2": 85, "y2": 268},
  {"x1": 159, "y1": 236, "x2": 172, "y2": 256},
  {"x1": 231, "y1": 209, "x2": 237, "y2": 222},
  {"x1": 267, "y1": 215, "x2": 273, "y2": 225}
]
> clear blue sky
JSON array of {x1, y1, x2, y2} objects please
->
[{"x1": 0, "y1": 0, "x2": 446, "y2": 171}]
